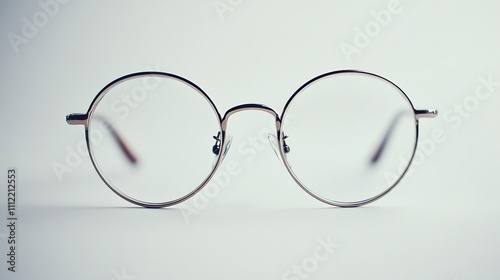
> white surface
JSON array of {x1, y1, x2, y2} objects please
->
[{"x1": 1, "y1": 0, "x2": 500, "y2": 279}]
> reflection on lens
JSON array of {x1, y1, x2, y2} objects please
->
[
  {"x1": 88, "y1": 73, "x2": 221, "y2": 205},
  {"x1": 281, "y1": 71, "x2": 417, "y2": 205}
]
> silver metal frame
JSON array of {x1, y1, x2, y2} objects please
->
[
  {"x1": 67, "y1": 70, "x2": 437, "y2": 208},
  {"x1": 279, "y1": 70, "x2": 436, "y2": 207}
]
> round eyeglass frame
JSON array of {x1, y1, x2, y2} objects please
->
[
  {"x1": 280, "y1": 70, "x2": 419, "y2": 207},
  {"x1": 67, "y1": 70, "x2": 435, "y2": 208}
]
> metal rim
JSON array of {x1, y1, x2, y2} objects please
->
[
  {"x1": 278, "y1": 70, "x2": 419, "y2": 207},
  {"x1": 67, "y1": 69, "x2": 437, "y2": 208},
  {"x1": 84, "y1": 72, "x2": 225, "y2": 208}
]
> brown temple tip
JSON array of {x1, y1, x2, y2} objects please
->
[
  {"x1": 370, "y1": 143, "x2": 384, "y2": 164},
  {"x1": 93, "y1": 115, "x2": 139, "y2": 164},
  {"x1": 369, "y1": 110, "x2": 405, "y2": 165},
  {"x1": 115, "y1": 133, "x2": 138, "y2": 164}
]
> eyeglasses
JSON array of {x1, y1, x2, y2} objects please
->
[{"x1": 66, "y1": 70, "x2": 437, "y2": 208}]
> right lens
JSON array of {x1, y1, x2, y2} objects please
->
[
  {"x1": 281, "y1": 71, "x2": 417, "y2": 206},
  {"x1": 87, "y1": 73, "x2": 221, "y2": 206}
]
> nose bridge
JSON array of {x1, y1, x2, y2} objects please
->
[{"x1": 221, "y1": 103, "x2": 282, "y2": 132}]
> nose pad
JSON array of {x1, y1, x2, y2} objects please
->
[
  {"x1": 268, "y1": 134, "x2": 291, "y2": 166},
  {"x1": 212, "y1": 133, "x2": 233, "y2": 168},
  {"x1": 222, "y1": 134, "x2": 233, "y2": 160},
  {"x1": 268, "y1": 134, "x2": 281, "y2": 160}
]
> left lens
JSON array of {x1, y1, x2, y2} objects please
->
[
  {"x1": 281, "y1": 71, "x2": 417, "y2": 206},
  {"x1": 87, "y1": 73, "x2": 221, "y2": 206}
]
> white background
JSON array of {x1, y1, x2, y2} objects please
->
[{"x1": 1, "y1": 0, "x2": 500, "y2": 279}]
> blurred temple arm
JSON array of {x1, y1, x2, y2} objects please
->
[
  {"x1": 66, "y1": 113, "x2": 138, "y2": 164},
  {"x1": 369, "y1": 109, "x2": 438, "y2": 164}
]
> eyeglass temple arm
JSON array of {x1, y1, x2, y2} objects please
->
[
  {"x1": 66, "y1": 113, "x2": 138, "y2": 164},
  {"x1": 370, "y1": 109, "x2": 438, "y2": 164}
]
